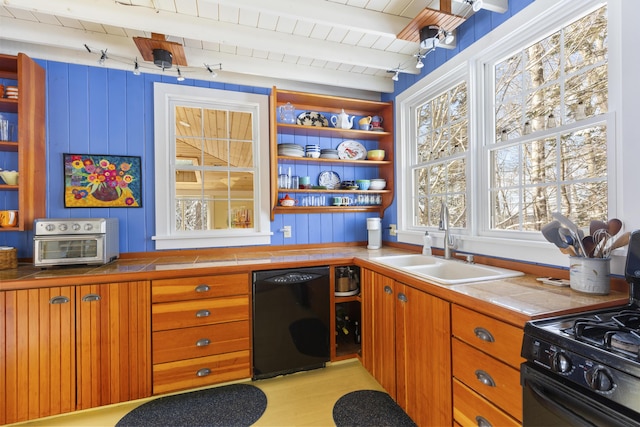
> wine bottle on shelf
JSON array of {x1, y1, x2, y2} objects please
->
[{"x1": 354, "y1": 321, "x2": 361, "y2": 344}]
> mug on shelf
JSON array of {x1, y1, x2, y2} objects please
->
[{"x1": 0, "y1": 210, "x2": 18, "y2": 227}]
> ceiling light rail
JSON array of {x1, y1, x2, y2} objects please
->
[{"x1": 83, "y1": 44, "x2": 222, "y2": 82}]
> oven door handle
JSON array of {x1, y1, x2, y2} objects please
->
[{"x1": 528, "y1": 381, "x2": 598, "y2": 426}]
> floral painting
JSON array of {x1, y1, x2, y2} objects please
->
[{"x1": 63, "y1": 153, "x2": 142, "y2": 208}]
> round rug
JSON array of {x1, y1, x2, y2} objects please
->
[
  {"x1": 333, "y1": 390, "x2": 416, "y2": 427},
  {"x1": 116, "y1": 383, "x2": 267, "y2": 427}
]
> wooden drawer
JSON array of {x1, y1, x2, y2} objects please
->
[
  {"x1": 153, "y1": 350, "x2": 251, "y2": 395},
  {"x1": 452, "y1": 304, "x2": 524, "y2": 369},
  {"x1": 152, "y1": 295, "x2": 249, "y2": 331},
  {"x1": 453, "y1": 338, "x2": 522, "y2": 421},
  {"x1": 453, "y1": 379, "x2": 519, "y2": 427},
  {"x1": 153, "y1": 320, "x2": 250, "y2": 364},
  {"x1": 152, "y1": 274, "x2": 249, "y2": 303}
]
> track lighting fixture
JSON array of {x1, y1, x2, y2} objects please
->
[
  {"x1": 420, "y1": 26, "x2": 441, "y2": 51},
  {"x1": 98, "y1": 49, "x2": 108, "y2": 66},
  {"x1": 177, "y1": 67, "x2": 185, "y2": 81},
  {"x1": 392, "y1": 70, "x2": 399, "y2": 81},
  {"x1": 205, "y1": 63, "x2": 222, "y2": 78},
  {"x1": 133, "y1": 58, "x2": 141, "y2": 76},
  {"x1": 416, "y1": 56, "x2": 424, "y2": 69},
  {"x1": 153, "y1": 48, "x2": 173, "y2": 70}
]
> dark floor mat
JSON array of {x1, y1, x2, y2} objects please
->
[
  {"x1": 116, "y1": 383, "x2": 267, "y2": 427},
  {"x1": 333, "y1": 389, "x2": 417, "y2": 427}
]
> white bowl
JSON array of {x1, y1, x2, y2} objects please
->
[{"x1": 369, "y1": 179, "x2": 386, "y2": 190}]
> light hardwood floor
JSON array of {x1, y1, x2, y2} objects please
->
[{"x1": 13, "y1": 359, "x2": 385, "y2": 427}]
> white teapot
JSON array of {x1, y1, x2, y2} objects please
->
[
  {"x1": 331, "y1": 109, "x2": 354, "y2": 129},
  {"x1": 0, "y1": 170, "x2": 18, "y2": 185}
]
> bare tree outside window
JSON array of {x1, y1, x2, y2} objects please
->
[
  {"x1": 414, "y1": 81, "x2": 468, "y2": 228},
  {"x1": 491, "y1": 5, "x2": 608, "y2": 232}
]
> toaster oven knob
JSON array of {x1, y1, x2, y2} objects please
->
[
  {"x1": 58, "y1": 223, "x2": 68, "y2": 232},
  {"x1": 84, "y1": 223, "x2": 94, "y2": 231},
  {"x1": 72, "y1": 223, "x2": 81, "y2": 231},
  {"x1": 45, "y1": 224, "x2": 55, "y2": 231}
]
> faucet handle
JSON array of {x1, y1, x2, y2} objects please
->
[{"x1": 448, "y1": 234, "x2": 457, "y2": 249}]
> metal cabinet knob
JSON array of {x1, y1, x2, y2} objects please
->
[
  {"x1": 196, "y1": 368, "x2": 211, "y2": 377},
  {"x1": 397, "y1": 292, "x2": 408, "y2": 303},
  {"x1": 195, "y1": 284, "x2": 210, "y2": 293},
  {"x1": 475, "y1": 415, "x2": 493, "y2": 427},
  {"x1": 81, "y1": 293, "x2": 101, "y2": 302},
  {"x1": 196, "y1": 338, "x2": 211, "y2": 347},
  {"x1": 49, "y1": 296, "x2": 70, "y2": 304},
  {"x1": 196, "y1": 309, "x2": 211, "y2": 318},
  {"x1": 475, "y1": 369, "x2": 496, "y2": 387},
  {"x1": 474, "y1": 327, "x2": 495, "y2": 343},
  {"x1": 383, "y1": 285, "x2": 393, "y2": 294}
]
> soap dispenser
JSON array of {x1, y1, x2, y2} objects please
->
[{"x1": 422, "y1": 231, "x2": 432, "y2": 255}]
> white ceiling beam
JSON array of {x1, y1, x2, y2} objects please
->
[
  {"x1": 1, "y1": 18, "x2": 395, "y2": 92},
  {"x1": 3, "y1": 0, "x2": 416, "y2": 71}
]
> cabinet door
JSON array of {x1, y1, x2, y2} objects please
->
[
  {"x1": 76, "y1": 281, "x2": 152, "y2": 410},
  {"x1": 361, "y1": 269, "x2": 396, "y2": 397},
  {"x1": 1, "y1": 287, "x2": 75, "y2": 424},
  {"x1": 395, "y1": 283, "x2": 452, "y2": 427}
]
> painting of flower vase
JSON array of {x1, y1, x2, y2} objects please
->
[{"x1": 64, "y1": 153, "x2": 142, "y2": 208}]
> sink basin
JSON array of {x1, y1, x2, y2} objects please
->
[
  {"x1": 371, "y1": 254, "x2": 439, "y2": 268},
  {"x1": 371, "y1": 254, "x2": 523, "y2": 285}
]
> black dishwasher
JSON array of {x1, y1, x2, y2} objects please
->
[{"x1": 252, "y1": 266, "x2": 330, "y2": 380}]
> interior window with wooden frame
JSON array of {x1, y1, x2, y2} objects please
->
[{"x1": 153, "y1": 83, "x2": 271, "y2": 249}]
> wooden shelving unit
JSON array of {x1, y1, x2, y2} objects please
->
[
  {"x1": 270, "y1": 86, "x2": 394, "y2": 220},
  {"x1": 0, "y1": 53, "x2": 46, "y2": 231}
]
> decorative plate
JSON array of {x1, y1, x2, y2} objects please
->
[
  {"x1": 318, "y1": 171, "x2": 341, "y2": 190},
  {"x1": 337, "y1": 140, "x2": 367, "y2": 160},
  {"x1": 297, "y1": 111, "x2": 329, "y2": 127}
]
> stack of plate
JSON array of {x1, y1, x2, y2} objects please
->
[
  {"x1": 4, "y1": 86, "x2": 18, "y2": 100},
  {"x1": 278, "y1": 143, "x2": 304, "y2": 157},
  {"x1": 320, "y1": 148, "x2": 339, "y2": 159}
]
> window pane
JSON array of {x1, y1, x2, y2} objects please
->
[
  {"x1": 564, "y1": 7, "x2": 608, "y2": 74},
  {"x1": 561, "y1": 125, "x2": 607, "y2": 180},
  {"x1": 523, "y1": 138, "x2": 557, "y2": 184}
]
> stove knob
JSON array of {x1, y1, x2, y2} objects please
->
[
  {"x1": 72, "y1": 223, "x2": 81, "y2": 231},
  {"x1": 550, "y1": 352, "x2": 572, "y2": 373},
  {"x1": 586, "y1": 366, "x2": 614, "y2": 392},
  {"x1": 58, "y1": 223, "x2": 68, "y2": 232}
]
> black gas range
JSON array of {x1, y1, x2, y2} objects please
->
[{"x1": 520, "y1": 230, "x2": 640, "y2": 426}]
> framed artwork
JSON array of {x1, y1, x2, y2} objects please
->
[{"x1": 63, "y1": 153, "x2": 142, "y2": 208}]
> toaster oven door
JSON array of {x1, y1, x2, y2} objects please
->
[{"x1": 34, "y1": 234, "x2": 106, "y2": 266}]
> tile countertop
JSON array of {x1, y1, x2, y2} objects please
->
[{"x1": 0, "y1": 246, "x2": 629, "y2": 326}]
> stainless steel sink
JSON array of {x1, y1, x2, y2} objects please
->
[{"x1": 371, "y1": 254, "x2": 523, "y2": 285}]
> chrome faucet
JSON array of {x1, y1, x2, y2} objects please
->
[{"x1": 439, "y1": 201, "x2": 456, "y2": 259}]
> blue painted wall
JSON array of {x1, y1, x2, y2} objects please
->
[{"x1": 0, "y1": 0, "x2": 532, "y2": 258}]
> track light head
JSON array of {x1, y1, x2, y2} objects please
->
[{"x1": 420, "y1": 26, "x2": 441, "y2": 50}]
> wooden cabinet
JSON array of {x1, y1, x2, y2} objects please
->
[
  {"x1": 0, "y1": 281, "x2": 151, "y2": 424},
  {"x1": 0, "y1": 53, "x2": 46, "y2": 231},
  {"x1": 151, "y1": 273, "x2": 251, "y2": 394},
  {"x1": 451, "y1": 304, "x2": 524, "y2": 425},
  {"x1": 361, "y1": 268, "x2": 452, "y2": 426},
  {"x1": 270, "y1": 87, "x2": 394, "y2": 219}
]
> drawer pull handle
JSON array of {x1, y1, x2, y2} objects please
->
[
  {"x1": 196, "y1": 310, "x2": 211, "y2": 318},
  {"x1": 196, "y1": 338, "x2": 211, "y2": 347},
  {"x1": 196, "y1": 368, "x2": 211, "y2": 377},
  {"x1": 397, "y1": 293, "x2": 408, "y2": 303},
  {"x1": 49, "y1": 296, "x2": 70, "y2": 305},
  {"x1": 474, "y1": 327, "x2": 495, "y2": 343},
  {"x1": 81, "y1": 293, "x2": 101, "y2": 302},
  {"x1": 195, "y1": 284, "x2": 210, "y2": 293},
  {"x1": 475, "y1": 416, "x2": 493, "y2": 427},
  {"x1": 383, "y1": 285, "x2": 393, "y2": 294},
  {"x1": 475, "y1": 369, "x2": 496, "y2": 387}
]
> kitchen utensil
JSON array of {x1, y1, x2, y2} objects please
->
[
  {"x1": 582, "y1": 235, "x2": 596, "y2": 258},
  {"x1": 542, "y1": 220, "x2": 568, "y2": 249},
  {"x1": 600, "y1": 231, "x2": 631, "y2": 258},
  {"x1": 592, "y1": 228, "x2": 611, "y2": 258},
  {"x1": 558, "y1": 227, "x2": 579, "y2": 255},
  {"x1": 589, "y1": 219, "x2": 607, "y2": 237},
  {"x1": 607, "y1": 218, "x2": 623, "y2": 237},
  {"x1": 552, "y1": 212, "x2": 586, "y2": 256}
]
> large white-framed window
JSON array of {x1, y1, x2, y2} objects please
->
[
  {"x1": 153, "y1": 83, "x2": 272, "y2": 249},
  {"x1": 396, "y1": 0, "x2": 617, "y2": 267}
]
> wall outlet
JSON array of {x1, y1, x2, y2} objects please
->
[
  {"x1": 282, "y1": 225, "x2": 292, "y2": 238},
  {"x1": 389, "y1": 224, "x2": 397, "y2": 236}
]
